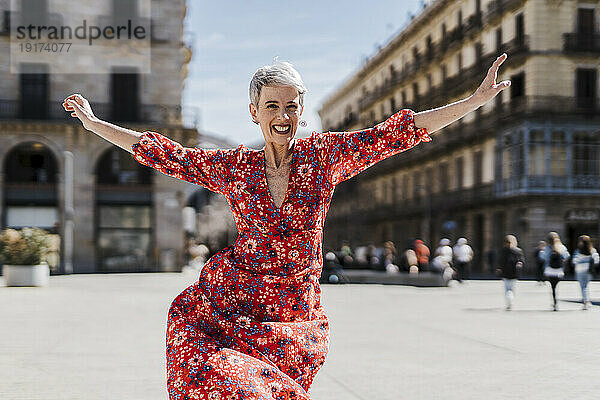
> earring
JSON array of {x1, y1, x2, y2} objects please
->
[{"x1": 299, "y1": 120, "x2": 307, "y2": 127}]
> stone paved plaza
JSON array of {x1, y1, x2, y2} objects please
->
[{"x1": 1, "y1": 270, "x2": 599, "y2": 400}]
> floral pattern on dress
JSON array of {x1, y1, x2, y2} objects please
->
[{"x1": 130, "y1": 109, "x2": 431, "y2": 399}]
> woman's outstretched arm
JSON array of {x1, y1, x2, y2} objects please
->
[
  {"x1": 63, "y1": 93, "x2": 238, "y2": 195},
  {"x1": 63, "y1": 94, "x2": 141, "y2": 154},
  {"x1": 414, "y1": 53, "x2": 511, "y2": 134}
]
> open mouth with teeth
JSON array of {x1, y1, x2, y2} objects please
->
[{"x1": 272, "y1": 124, "x2": 291, "y2": 135}]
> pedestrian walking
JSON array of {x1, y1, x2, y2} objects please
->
[
  {"x1": 534, "y1": 241, "x2": 546, "y2": 285},
  {"x1": 496, "y1": 235, "x2": 524, "y2": 310},
  {"x1": 572, "y1": 235, "x2": 599, "y2": 310},
  {"x1": 540, "y1": 232, "x2": 570, "y2": 311},
  {"x1": 453, "y1": 237, "x2": 474, "y2": 282},
  {"x1": 64, "y1": 51, "x2": 511, "y2": 398}
]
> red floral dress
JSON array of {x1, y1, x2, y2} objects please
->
[{"x1": 130, "y1": 109, "x2": 431, "y2": 399}]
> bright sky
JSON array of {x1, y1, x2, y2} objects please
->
[{"x1": 182, "y1": 0, "x2": 424, "y2": 146}]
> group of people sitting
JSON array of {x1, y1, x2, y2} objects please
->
[{"x1": 336, "y1": 238, "x2": 474, "y2": 283}]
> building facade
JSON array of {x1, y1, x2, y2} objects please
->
[
  {"x1": 0, "y1": 0, "x2": 232, "y2": 273},
  {"x1": 319, "y1": 0, "x2": 600, "y2": 274}
]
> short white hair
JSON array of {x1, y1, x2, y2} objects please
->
[{"x1": 249, "y1": 60, "x2": 307, "y2": 108}]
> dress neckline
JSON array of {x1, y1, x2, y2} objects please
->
[{"x1": 260, "y1": 140, "x2": 296, "y2": 212}]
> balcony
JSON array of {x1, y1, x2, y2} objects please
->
[
  {"x1": 357, "y1": 36, "x2": 530, "y2": 114},
  {"x1": 485, "y1": 0, "x2": 526, "y2": 25},
  {"x1": 332, "y1": 183, "x2": 496, "y2": 223},
  {"x1": 356, "y1": 95, "x2": 600, "y2": 182},
  {"x1": 498, "y1": 175, "x2": 600, "y2": 195},
  {"x1": 504, "y1": 95, "x2": 598, "y2": 116},
  {"x1": 0, "y1": 11, "x2": 64, "y2": 36},
  {"x1": 563, "y1": 33, "x2": 600, "y2": 53},
  {"x1": 0, "y1": 99, "x2": 189, "y2": 126},
  {"x1": 464, "y1": 12, "x2": 483, "y2": 37}
]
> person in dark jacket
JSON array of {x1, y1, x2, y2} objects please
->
[
  {"x1": 496, "y1": 234, "x2": 524, "y2": 311},
  {"x1": 534, "y1": 241, "x2": 546, "y2": 285}
]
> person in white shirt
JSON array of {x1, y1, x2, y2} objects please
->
[
  {"x1": 572, "y1": 235, "x2": 599, "y2": 310},
  {"x1": 452, "y1": 237, "x2": 474, "y2": 283}
]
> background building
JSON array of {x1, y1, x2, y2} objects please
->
[
  {"x1": 0, "y1": 0, "x2": 234, "y2": 273},
  {"x1": 319, "y1": 0, "x2": 599, "y2": 274}
]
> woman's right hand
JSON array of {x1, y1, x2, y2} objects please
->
[{"x1": 63, "y1": 94, "x2": 98, "y2": 130}]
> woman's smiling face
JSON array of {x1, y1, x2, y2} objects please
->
[{"x1": 249, "y1": 85, "x2": 303, "y2": 146}]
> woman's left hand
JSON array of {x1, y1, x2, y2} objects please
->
[{"x1": 473, "y1": 53, "x2": 511, "y2": 105}]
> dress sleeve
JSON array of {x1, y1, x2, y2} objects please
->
[
  {"x1": 312, "y1": 109, "x2": 431, "y2": 186},
  {"x1": 130, "y1": 130, "x2": 237, "y2": 195}
]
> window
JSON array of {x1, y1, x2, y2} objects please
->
[
  {"x1": 576, "y1": 69, "x2": 597, "y2": 108},
  {"x1": 19, "y1": 63, "x2": 49, "y2": 119},
  {"x1": 412, "y1": 82, "x2": 419, "y2": 100},
  {"x1": 473, "y1": 150, "x2": 483, "y2": 185},
  {"x1": 455, "y1": 156, "x2": 464, "y2": 189},
  {"x1": 577, "y1": 8, "x2": 595, "y2": 51},
  {"x1": 425, "y1": 167, "x2": 434, "y2": 194},
  {"x1": 475, "y1": 42, "x2": 483, "y2": 62},
  {"x1": 515, "y1": 13, "x2": 524, "y2": 45},
  {"x1": 5, "y1": 142, "x2": 58, "y2": 183},
  {"x1": 441, "y1": 64, "x2": 447, "y2": 80},
  {"x1": 573, "y1": 131, "x2": 600, "y2": 176},
  {"x1": 457, "y1": 52, "x2": 463, "y2": 71},
  {"x1": 413, "y1": 171, "x2": 422, "y2": 199},
  {"x1": 412, "y1": 47, "x2": 420, "y2": 68},
  {"x1": 439, "y1": 161, "x2": 449, "y2": 192},
  {"x1": 389, "y1": 97, "x2": 396, "y2": 114},
  {"x1": 529, "y1": 130, "x2": 545, "y2": 176},
  {"x1": 502, "y1": 133, "x2": 525, "y2": 183},
  {"x1": 427, "y1": 73, "x2": 432, "y2": 91},
  {"x1": 97, "y1": 147, "x2": 152, "y2": 185},
  {"x1": 495, "y1": 27, "x2": 502, "y2": 51},
  {"x1": 97, "y1": 205, "x2": 153, "y2": 272},
  {"x1": 510, "y1": 72, "x2": 525, "y2": 101},
  {"x1": 113, "y1": 0, "x2": 138, "y2": 26},
  {"x1": 21, "y1": 0, "x2": 47, "y2": 26},
  {"x1": 426, "y1": 35, "x2": 433, "y2": 59},
  {"x1": 111, "y1": 67, "x2": 140, "y2": 122},
  {"x1": 550, "y1": 131, "x2": 567, "y2": 176}
]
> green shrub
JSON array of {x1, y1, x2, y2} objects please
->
[{"x1": 0, "y1": 227, "x2": 51, "y2": 266}]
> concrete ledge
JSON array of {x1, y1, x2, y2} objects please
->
[{"x1": 340, "y1": 269, "x2": 448, "y2": 287}]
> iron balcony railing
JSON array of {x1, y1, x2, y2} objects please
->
[
  {"x1": 485, "y1": 0, "x2": 526, "y2": 24},
  {"x1": 357, "y1": 36, "x2": 530, "y2": 114},
  {"x1": 563, "y1": 33, "x2": 600, "y2": 53},
  {"x1": 498, "y1": 175, "x2": 600, "y2": 195},
  {"x1": 0, "y1": 10, "x2": 64, "y2": 35},
  {"x1": 0, "y1": 99, "x2": 201, "y2": 127}
]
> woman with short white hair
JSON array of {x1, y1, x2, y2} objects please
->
[{"x1": 64, "y1": 54, "x2": 511, "y2": 399}]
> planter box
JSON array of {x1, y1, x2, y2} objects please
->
[{"x1": 3, "y1": 263, "x2": 49, "y2": 287}]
